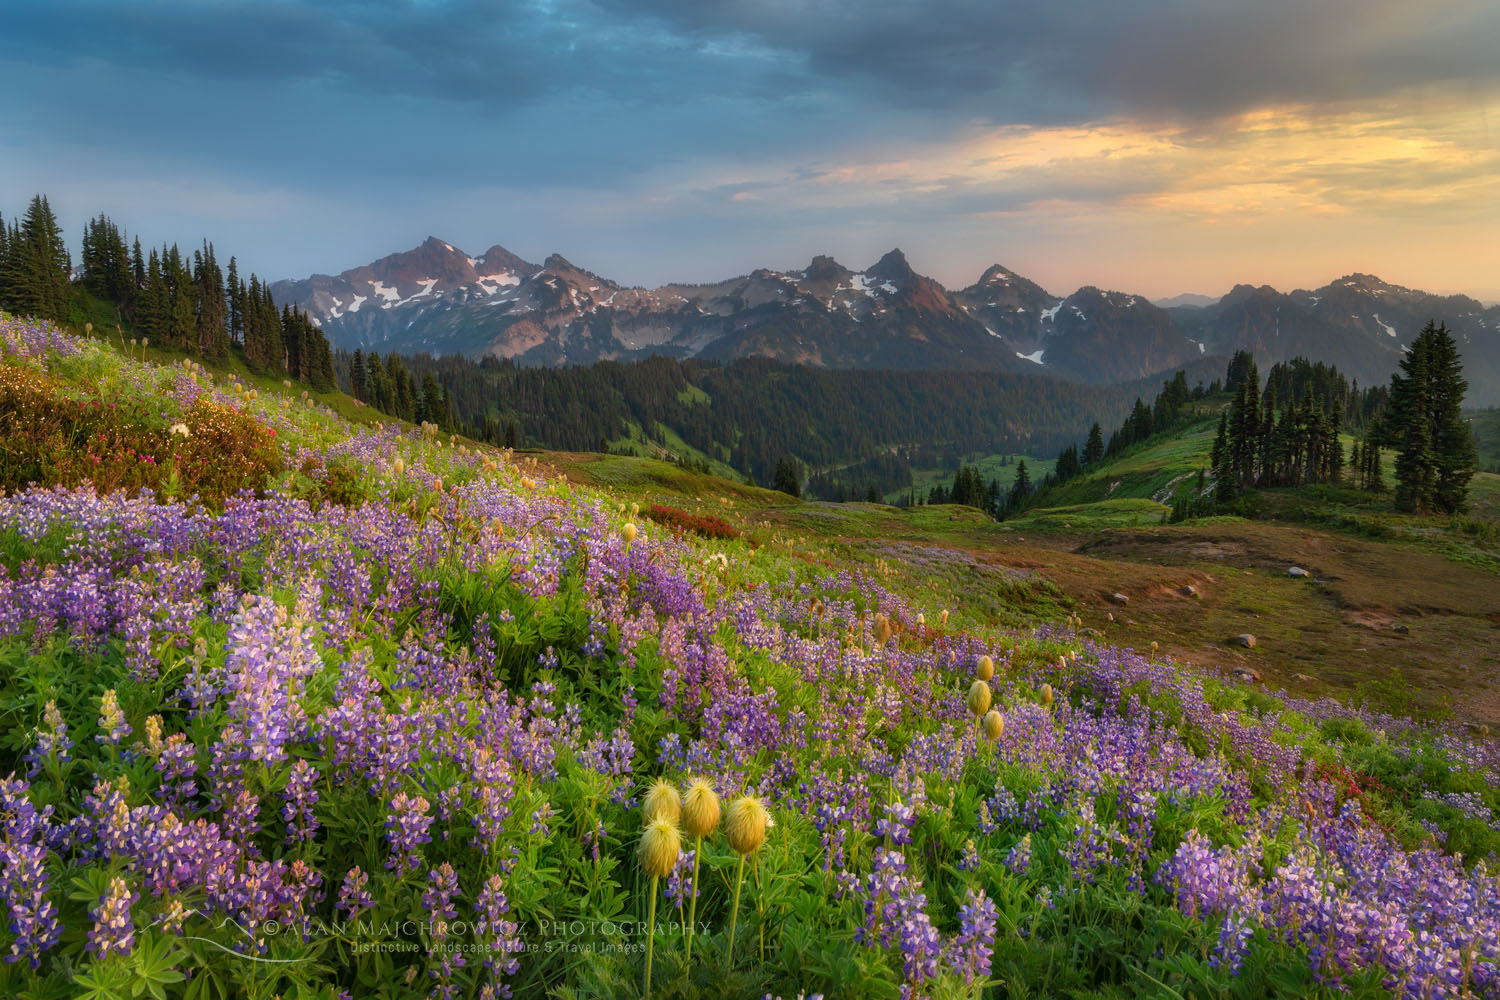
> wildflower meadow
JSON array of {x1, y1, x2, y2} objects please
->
[{"x1": 1, "y1": 314, "x2": 1498, "y2": 999}]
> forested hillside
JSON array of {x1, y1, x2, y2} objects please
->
[
  {"x1": 335, "y1": 348, "x2": 1227, "y2": 495},
  {"x1": 0, "y1": 194, "x2": 338, "y2": 389}
]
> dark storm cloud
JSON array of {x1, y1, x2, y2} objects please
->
[
  {"x1": 598, "y1": 0, "x2": 1500, "y2": 123},
  {"x1": 3, "y1": 0, "x2": 740, "y2": 106}
]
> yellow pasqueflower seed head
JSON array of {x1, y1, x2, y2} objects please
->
[
  {"x1": 642, "y1": 778, "x2": 682, "y2": 825},
  {"x1": 637, "y1": 818, "x2": 681, "y2": 880},
  {"x1": 966, "y1": 679, "x2": 992, "y2": 718},
  {"x1": 682, "y1": 778, "x2": 721, "y2": 838},
  {"x1": 976, "y1": 655, "x2": 995, "y2": 681},
  {"x1": 1040, "y1": 683, "x2": 1054, "y2": 706},
  {"x1": 622, "y1": 522, "x2": 638, "y2": 544},
  {"x1": 983, "y1": 709, "x2": 1005, "y2": 741},
  {"x1": 724, "y1": 795, "x2": 770, "y2": 855}
]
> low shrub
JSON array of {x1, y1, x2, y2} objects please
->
[
  {"x1": 644, "y1": 502, "x2": 738, "y2": 539},
  {"x1": 0, "y1": 363, "x2": 281, "y2": 503}
]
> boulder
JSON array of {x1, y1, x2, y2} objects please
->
[
  {"x1": 1111, "y1": 593, "x2": 1129, "y2": 606},
  {"x1": 1232, "y1": 666, "x2": 1261, "y2": 683},
  {"x1": 1179, "y1": 585, "x2": 1198, "y2": 597},
  {"x1": 1234, "y1": 633, "x2": 1256, "y2": 648},
  {"x1": 1287, "y1": 567, "x2": 1309, "y2": 578},
  {"x1": 1394, "y1": 624, "x2": 1410, "y2": 635},
  {"x1": 1294, "y1": 673, "x2": 1316, "y2": 683}
]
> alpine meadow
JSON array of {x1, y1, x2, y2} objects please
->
[{"x1": 3, "y1": 2, "x2": 1500, "y2": 1000}]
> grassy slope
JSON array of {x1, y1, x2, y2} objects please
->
[
  {"x1": 1473, "y1": 407, "x2": 1500, "y2": 471},
  {"x1": 36, "y1": 301, "x2": 1500, "y2": 726}
]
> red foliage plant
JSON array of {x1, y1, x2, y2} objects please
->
[{"x1": 643, "y1": 503, "x2": 739, "y2": 540}]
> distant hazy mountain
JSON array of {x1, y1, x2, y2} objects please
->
[
  {"x1": 1168, "y1": 273, "x2": 1500, "y2": 402},
  {"x1": 1153, "y1": 293, "x2": 1218, "y2": 309},
  {"x1": 272, "y1": 243, "x2": 1500, "y2": 402}
]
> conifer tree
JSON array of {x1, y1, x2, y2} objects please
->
[
  {"x1": 350, "y1": 349, "x2": 368, "y2": 401},
  {"x1": 1083, "y1": 422, "x2": 1104, "y2": 465},
  {"x1": 1390, "y1": 329, "x2": 1437, "y2": 513},
  {"x1": 5, "y1": 195, "x2": 70, "y2": 321},
  {"x1": 772, "y1": 458, "x2": 801, "y2": 497},
  {"x1": 1427, "y1": 325, "x2": 1476, "y2": 513}
]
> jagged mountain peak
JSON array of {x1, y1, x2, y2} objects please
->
[
  {"x1": 803, "y1": 255, "x2": 852, "y2": 282},
  {"x1": 866, "y1": 248, "x2": 915, "y2": 284},
  {"x1": 977, "y1": 264, "x2": 1017, "y2": 287},
  {"x1": 474, "y1": 244, "x2": 538, "y2": 278},
  {"x1": 270, "y1": 240, "x2": 1500, "y2": 404}
]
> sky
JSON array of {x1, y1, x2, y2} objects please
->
[{"x1": 3, "y1": 0, "x2": 1498, "y2": 301}]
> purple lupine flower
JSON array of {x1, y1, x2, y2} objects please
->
[
  {"x1": 425, "y1": 863, "x2": 465, "y2": 993},
  {"x1": 874, "y1": 799, "x2": 916, "y2": 845},
  {"x1": 475, "y1": 874, "x2": 523, "y2": 996},
  {"x1": 24, "y1": 700, "x2": 71, "y2": 779},
  {"x1": 949, "y1": 887, "x2": 999, "y2": 985},
  {"x1": 1005, "y1": 833, "x2": 1032, "y2": 876},
  {"x1": 338, "y1": 867, "x2": 374, "y2": 917},
  {"x1": 96, "y1": 690, "x2": 130, "y2": 747},
  {"x1": 222, "y1": 788, "x2": 262, "y2": 845},
  {"x1": 87, "y1": 877, "x2": 138, "y2": 958},
  {"x1": 423, "y1": 863, "x2": 460, "y2": 924},
  {"x1": 664, "y1": 847, "x2": 696, "y2": 911},
  {"x1": 384, "y1": 792, "x2": 432, "y2": 875},
  {"x1": 1, "y1": 842, "x2": 62, "y2": 967},
  {"x1": 281, "y1": 760, "x2": 320, "y2": 845},
  {"x1": 155, "y1": 734, "x2": 197, "y2": 805},
  {"x1": 529, "y1": 801, "x2": 554, "y2": 837}
]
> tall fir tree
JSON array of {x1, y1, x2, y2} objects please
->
[
  {"x1": 1083, "y1": 422, "x2": 1104, "y2": 465},
  {"x1": 1417, "y1": 322, "x2": 1476, "y2": 513},
  {"x1": 1389, "y1": 327, "x2": 1437, "y2": 513},
  {"x1": 4, "y1": 195, "x2": 70, "y2": 322}
]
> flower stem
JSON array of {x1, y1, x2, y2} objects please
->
[
  {"x1": 645, "y1": 875, "x2": 658, "y2": 997},
  {"x1": 686, "y1": 835, "x2": 702, "y2": 960},
  {"x1": 727, "y1": 853, "x2": 746, "y2": 967}
]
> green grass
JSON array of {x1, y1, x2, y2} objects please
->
[
  {"x1": 605, "y1": 418, "x2": 742, "y2": 481},
  {"x1": 1029, "y1": 420, "x2": 1219, "y2": 508},
  {"x1": 1471, "y1": 408, "x2": 1500, "y2": 472}
]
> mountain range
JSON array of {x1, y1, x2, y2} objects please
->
[{"x1": 271, "y1": 239, "x2": 1500, "y2": 404}]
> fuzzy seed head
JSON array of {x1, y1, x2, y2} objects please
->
[
  {"x1": 967, "y1": 679, "x2": 992, "y2": 718},
  {"x1": 1040, "y1": 683, "x2": 1054, "y2": 707},
  {"x1": 724, "y1": 795, "x2": 770, "y2": 855},
  {"x1": 622, "y1": 522, "x2": 638, "y2": 545},
  {"x1": 983, "y1": 709, "x2": 1005, "y2": 741},
  {"x1": 873, "y1": 614, "x2": 892, "y2": 644},
  {"x1": 638, "y1": 818, "x2": 681, "y2": 879},
  {"x1": 682, "y1": 778, "x2": 721, "y2": 838},
  {"x1": 642, "y1": 778, "x2": 681, "y2": 825},
  {"x1": 976, "y1": 655, "x2": 994, "y2": 681}
]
